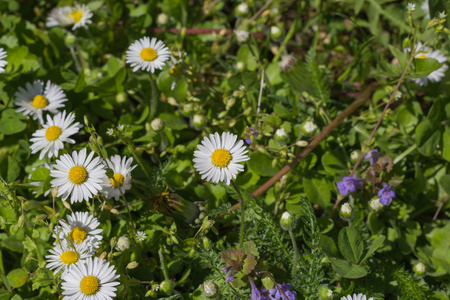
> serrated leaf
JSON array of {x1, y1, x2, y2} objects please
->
[
  {"x1": 338, "y1": 227, "x2": 364, "y2": 264},
  {"x1": 242, "y1": 241, "x2": 259, "y2": 258},
  {"x1": 331, "y1": 259, "x2": 367, "y2": 279},
  {"x1": 242, "y1": 254, "x2": 257, "y2": 275}
]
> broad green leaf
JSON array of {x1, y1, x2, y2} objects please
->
[
  {"x1": 0, "y1": 289, "x2": 11, "y2": 300},
  {"x1": 428, "y1": 97, "x2": 446, "y2": 124},
  {"x1": 273, "y1": 103, "x2": 290, "y2": 118},
  {"x1": 0, "y1": 109, "x2": 26, "y2": 135},
  {"x1": 360, "y1": 235, "x2": 386, "y2": 264},
  {"x1": 318, "y1": 217, "x2": 334, "y2": 234},
  {"x1": 6, "y1": 269, "x2": 27, "y2": 288},
  {"x1": 74, "y1": 68, "x2": 86, "y2": 93},
  {"x1": 338, "y1": 227, "x2": 364, "y2": 264},
  {"x1": 331, "y1": 259, "x2": 367, "y2": 279},
  {"x1": 30, "y1": 168, "x2": 50, "y2": 181},
  {"x1": 237, "y1": 45, "x2": 259, "y2": 71},
  {"x1": 439, "y1": 174, "x2": 450, "y2": 195},
  {"x1": 248, "y1": 152, "x2": 277, "y2": 177},
  {"x1": 158, "y1": 113, "x2": 187, "y2": 130},
  {"x1": 389, "y1": 45, "x2": 408, "y2": 70},
  {"x1": 321, "y1": 151, "x2": 348, "y2": 175},
  {"x1": 303, "y1": 175, "x2": 331, "y2": 208},
  {"x1": 442, "y1": 129, "x2": 450, "y2": 162},
  {"x1": 320, "y1": 235, "x2": 341, "y2": 258},
  {"x1": 415, "y1": 119, "x2": 440, "y2": 156},
  {"x1": 0, "y1": 156, "x2": 20, "y2": 182},
  {"x1": 367, "y1": 211, "x2": 384, "y2": 235},
  {"x1": 228, "y1": 71, "x2": 258, "y2": 90},
  {"x1": 408, "y1": 58, "x2": 444, "y2": 79},
  {"x1": 261, "y1": 275, "x2": 274, "y2": 290}
]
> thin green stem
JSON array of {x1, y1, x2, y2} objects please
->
[
  {"x1": 288, "y1": 228, "x2": 299, "y2": 275},
  {"x1": 149, "y1": 74, "x2": 158, "y2": 120},
  {"x1": 69, "y1": 45, "x2": 81, "y2": 74},
  {"x1": 159, "y1": 247, "x2": 170, "y2": 280},
  {"x1": 230, "y1": 180, "x2": 245, "y2": 247}
]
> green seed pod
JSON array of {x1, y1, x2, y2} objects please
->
[
  {"x1": 160, "y1": 280, "x2": 174, "y2": 295},
  {"x1": 18, "y1": 215, "x2": 25, "y2": 228}
]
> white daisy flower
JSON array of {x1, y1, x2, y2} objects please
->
[
  {"x1": 30, "y1": 111, "x2": 82, "y2": 160},
  {"x1": 0, "y1": 48, "x2": 7, "y2": 73},
  {"x1": 135, "y1": 231, "x2": 147, "y2": 242},
  {"x1": 61, "y1": 257, "x2": 120, "y2": 299},
  {"x1": 101, "y1": 155, "x2": 136, "y2": 200},
  {"x1": 14, "y1": 80, "x2": 68, "y2": 124},
  {"x1": 409, "y1": 42, "x2": 448, "y2": 86},
  {"x1": 126, "y1": 37, "x2": 171, "y2": 73},
  {"x1": 50, "y1": 148, "x2": 106, "y2": 203},
  {"x1": 45, "y1": 239, "x2": 94, "y2": 276},
  {"x1": 193, "y1": 132, "x2": 250, "y2": 185},
  {"x1": 46, "y1": 3, "x2": 93, "y2": 31},
  {"x1": 54, "y1": 212, "x2": 103, "y2": 249},
  {"x1": 341, "y1": 293, "x2": 374, "y2": 300}
]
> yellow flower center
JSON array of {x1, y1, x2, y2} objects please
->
[
  {"x1": 79, "y1": 275, "x2": 99, "y2": 295},
  {"x1": 417, "y1": 54, "x2": 428, "y2": 59},
  {"x1": 211, "y1": 148, "x2": 232, "y2": 168},
  {"x1": 70, "y1": 227, "x2": 87, "y2": 243},
  {"x1": 32, "y1": 95, "x2": 48, "y2": 109},
  {"x1": 45, "y1": 126, "x2": 62, "y2": 141},
  {"x1": 110, "y1": 173, "x2": 124, "y2": 187},
  {"x1": 60, "y1": 250, "x2": 79, "y2": 265},
  {"x1": 69, "y1": 166, "x2": 87, "y2": 184},
  {"x1": 169, "y1": 66, "x2": 176, "y2": 75},
  {"x1": 140, "y1": 47, "x2": 158, "y2": 61},
  {"x1": 71, "y1": 10, "x2": 83, "y2": 23}
]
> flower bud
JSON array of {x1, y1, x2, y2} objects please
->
[
  {"x1": 234, "y1": 29, "x2": 250, "y2": 43},
  {"x1": 295, "y1": 140, "x2": 308, "y2": 147},
  {"x1": 110, "y1": 208, "x2": 120, "y2": 215},
  {"x1": 274, "y1": 128, "x2": 288, "y2": 143},
  {"x1": 203, "y1": 280, "x2": 218, "y2": 298},
  {"x1": 280, "y1": 211, "x2": 294, "y2": 230},
  {"x1": 160, "y1": 279, "x2": 174, "y2": 295},
  {"x1": 157, "y1": 13, "x2": 169, "y2": 26},
  {"x1": 151, "y1": 118, "x2": 165, "y2": 132},
  {"x1": 339, "y1": 203, "x2": 355, "y2": 221},
  {"x1": 116, "y1": 236, "x2": 130, "y2": 252},
  {"x1": 127, "y1": 261, "x2": 139, "y2": 269},
  {"x1": 270, "y1": 26, "x2": 283, "y2": 39},
  {"x1": 203, "y1": 237, "x2": 210, "y2": 249},
  {"x1": 236, "y1": 61, "x2": 246, "y2": 71},
  {"x1": 369, "y1": 197, "x2": 384, "y2": 212},
  {"x1": 110, "y1": 237, "x2": 118, "y2": 248},
  {"x1": 350, "y1": 150, "x2": 361, "y2": 163},
  {"x1": 98, "y1": 252, "x2": 107, "y2": 261},
  {"x1": 301, "y1": 120, "x2": 318, "y2": 135},
  {"x1": 116, "y1": 92, "x2": 126, "y2": 103},
  {"x1": 84, "y1": 116, "x2": 89, "y2": 126},
  {"x1": 193, "y1": 114, "x2": 207, "y2": 128},
  {"x1": 413, "y1": 262, "x2": 427, "y2": 276},
  {"x1": 65, "y1": 33, "x2": 76, "y2": 46},
  {"x1": 182, "y1": 103, "x2": 195, "y2": 115},
  {"x1": 235, "y1": 3, "x2": 249, "y2": 16},
  {"x1": 18, "y1": 215, "x2": 25, "y2": 228},
  {"x1": 318, "y1": 286, "x2": 333, "y2": 300}
]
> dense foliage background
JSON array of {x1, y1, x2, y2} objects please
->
[{"x1": 0, "y1": 0, "x2": 450, "y2": 299}]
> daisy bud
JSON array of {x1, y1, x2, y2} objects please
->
[
  {"x1": 116, "y1": 92, "x2": 126, "y2": 103},
  {"x1": 157, "y1": 13, "x2": 169, "y2": 26},
  {"x1": 99, "y1": 251, "x2": 107, "y2": 261},
  {"x1": 84, "y1": 116, "x2": 89, "y2": 126},
  {"x1": 182, "y1": 103, "x2": 195, "y2": 115},
  {"x1": 339, "y1": 203, "x2": 355, "y2": 221},
  {"x1": 274, "y1": 128, "x2": 288, "y2": 143},
  {"x1": 52, "y1": 187, "x2": 59, "y2": 199},
  {"x1": 36, "y1": 214, "x2": 47, "y2": 221},
  {"x1": 369, "y1": 197, "x2": 384, "y2": 212},
  {"x1": 350, "y1": 150, "x2": 361, "y2": 163},
  {"x1": 318, "y1": 286, "x2": 333, "y2": 300},
  {"x1": 193, "y1": 114, "x2": 207, "y2": 128},
  {"x1": 236, "y1": 61, "x2": 246, "y2": 71},
  {"x1": 65, "y1": 33, "x2": 76, "y2": 46},
  {"x1": 110, "y1": 208, "x2": 120, "y2": 215},
  {"x1": 127, "y1": 261, "x2": 139, "y2": 269},
  {"x1": 413, "y1": 262, "x2": 427, "y2": 276},
  {"x1": 301, "y1": 120, "x2": 318, "y2": 135},
  {"x1": 110, "y1": 237, "x2": 118, "y2": 248},
  {"x1": 270, "y1": 26, "x2": 283, "y2": 39},
  {"x1": 203, "y1": 280, "x2": 218, "y2": 298},
  {"x1": 295, "y1": 140, "x2": 308, "y2": 147},
  {"x1": 151, "y1": 118, "x2": 165, "y2": 132},
  {"x1": 280, "y1": 211, "x2": 294, "y2": 230},
  {"x1": 116, "y1": 236, "x2": 130, "y2": 252},
  {"x1": 234, "y1": 29, "x2": 250, "y2": 43},
  {"x1": 235, "y1": 3, "x2": 249, "y2": 16},
  {"x1": 160, "y1": 280, "x2": 174, "y2": 295},
  {"x1": 18, "y1": 215, "x2": 25, "y2": 228},
  {"x1": 203, "y1": 237, "x2": 211, "y2": 249},
  {"x1": 62, "y1": 200, "x2": 72, "y2": 211}
]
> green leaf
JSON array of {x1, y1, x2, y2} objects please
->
[
  {"x1": 248, "y1": 152, "x2": 277, "y2": 177},
  {"x1": 389, "y1": 45, "x2": 408, "y2": 70},
  {"x1": 158, "y1": 113, "x2": 187, "y2": 130},
  {"x1": 338, "y1": 227, "x2": 364, "y2": 264},
  {"x1": 242, "y1": 254, "x2": 257, "y2": 275},
  {"x1": 428, "y1": 97, "x2": 446, "y2": 124},
  {"x1": 30, "y1": 167, "x2": 50, "y2": 181},
  {"x1": 237, "y1": 45, "x2": 259, "y2": 71},
  {"x1": 415, "y1": 119, "x2": 440, "y2": 156},
  {"x1": 6, "y1": 269, "x2": 27, "y2": 288},
  {"x1": 408, "y1": 58, "x2": 444, "y2": 79},
  {"x1": 228, "y1": 71, "x2": 257, "y2": 90},
  {"x1": 439, "y1": 174, "x2": 450, "y2": 195},
  {"x1": 242, "y1": 241, "x2": 259, "y2": 258},
  {"x1": 321, "y1": 151, "x2": 348, "y2": 175},
  {"x1": 331, "y1": 259, "x2": 367, "y2": 279},
  {"x1": 367, "y1": 211, "x2": 384, "y2": 235},
  {"x1": 320, "y1": 235, "x2": 341, "y2": 258},
  {"x1": 74, "y1": 68, "x2": 86, "y2": 93},
  {"x1": 0, "y1": 289, "x2": 11, "y2": 300},
  {"x1": 0, "y1": 109, "x2": 26, "y2": 135},
  {"x1": 442, "y1": 129, "x2": 450, "y2": 162},
  {"x1": 0, "y1": 156, "x2": 20, "y2": 182},
  {"x1": 303, "y1": 175, "x2": 331, "y2": 208},
  {"x1": 318, "y1": 217, "x2": 334, "y2": 234},
  {"x1": 261, "y1": 275, "x2": 274, "y2": 290},
  {"x1": 360, "y1": 235, "x2": 386, "y2": 264}
]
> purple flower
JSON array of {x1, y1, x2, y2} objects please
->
[
  {"x1": 365, "y1": 149, "x2": 381, "y2": 166},
  {"x1": 250, "y1": 280, "x2": 262, "y2": 300},
  {"x1": 269, "y1": 283, "x2": 297, "y2": 300},
  {"x1": 245, "y1": 128, "x2": 259, "y2": 145},
  {"x1": 221, "y1": 266, "x2": 235, "y2": 282},
  {"x1": 378, "y1": 183, "x2": 395, "y2": 206},
  {"x1": 337, "y1": 175, "x2": 364, "y2": 196}
]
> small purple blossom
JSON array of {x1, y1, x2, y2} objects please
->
[
  {"x1": 269, "y1": 283, "x2": 297, "y2": 300},
  {"x1": 365, "y1": 149, "x2": 381, "y2": 166},
  {"x1": 245, "y1": 127, "x2": 259, "y2": 145},
  {"x1": 250, "y1": 280, "x2": 262, "y2": 300},
  {"x1": 221, "y1": 266, "x2": 235, "y2": 282},
  {"x1": 337, "y1": 175, "x2": 364, "y2": 196},
  {"x1": 378, "y1": 183, "x2": 395, "y2": 206}
]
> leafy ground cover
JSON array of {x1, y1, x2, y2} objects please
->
[{"x1": 0, "y1": 0, "x2": 450, "y2": 299}]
